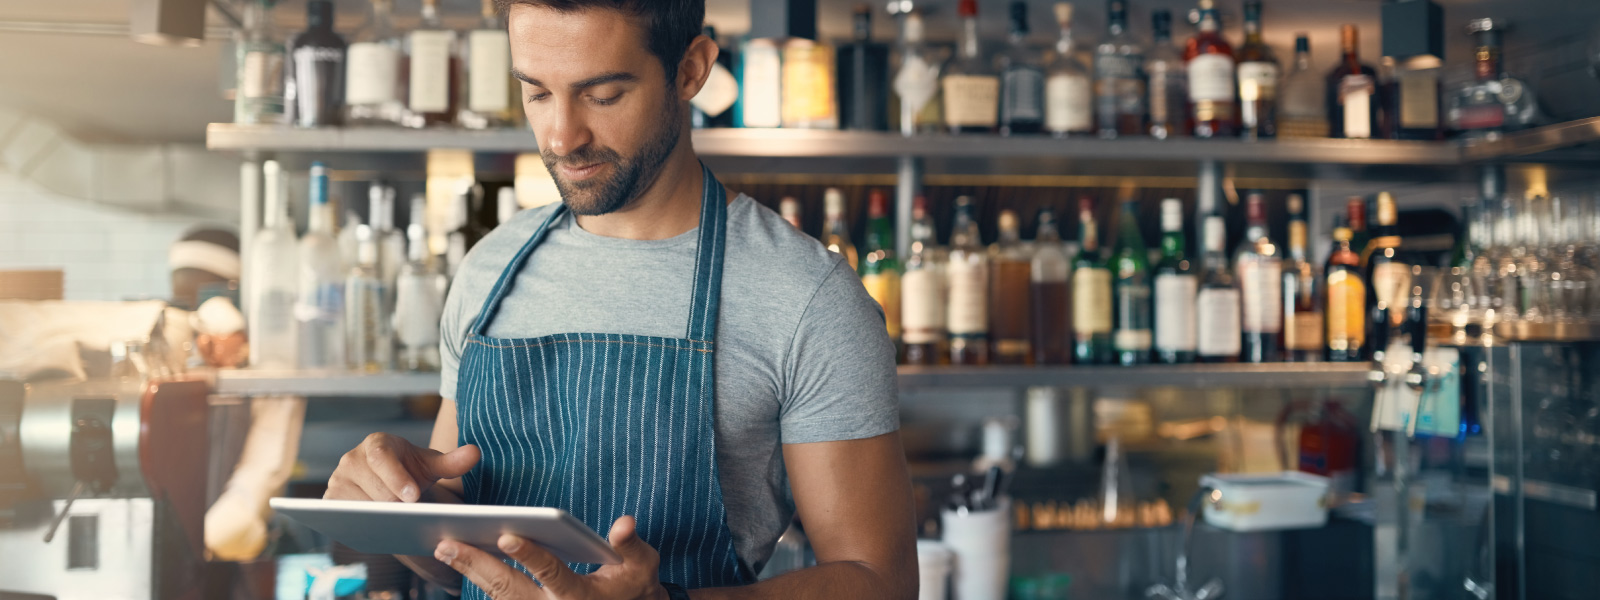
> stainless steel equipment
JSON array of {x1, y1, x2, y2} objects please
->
[{"x1": 0, "y1": 376, "x2": 210, "y2": 600}]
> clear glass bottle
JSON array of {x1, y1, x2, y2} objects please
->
[
  {"x1": 782, "y1": 38, "x2": 839, "y2": 129},
  {"x1": 496, "y1": 186, "x2": 520, "y2": 227},
  {"x1": 445, "y1": 187, "x2": 491, "y2": 277},
  {"x1": 234, "y1": 0, "x2": 286, "y2": 125},
  {"x1": 838, "y1": 5, "x2": 890, "y2": 131},
  {"x1": 1031, "y1": 208, "x2": 1073, "y2": 365},
  {"x1": 248, "y1": 160, "x2": 299, "y2": 368},
  {"x1": 459, "y1": 0, "x2": 519, "y2": 130},
  {"x1": 1196, "y1": 212, "x2": 1241, "y2": 362},
  {"x1": 338, "y1": 209, "x2": 362, "y2": 272},
  {"x1": 394, "y1": 196, "x2": 446, "y2": 371},
  {"x1": 345, "y1": 225, "x2": 393, "y2": 372},
  {"x1": 1145, "y1": 10, "x2": 1188, "y2": 140},
  {"x1": 1045, "y1": 2, "x2": 1093, "y2": 137},
  {"x1": 296, "y1": 162, "x2": 346, "y2": 369},
  {"x1": 1283, "y1": 194, "x2": 1323, "y2": 361},
  {"x1": 1447, "y1": 18, "x2": 1542, "y2": 139},
  {"x1": 404, "y1": 0, "x2": 459, "y2": 128},
  {"x1": 1236, "y1": 0, "x2": 1278, "y2": 140},
  {"x1": 1184, "y1": 0, "x2": 1237, "y2": 138},
  {"x1": 1072, "y1": 197, "x2": 1113, "y2": 364},
  {"x1": 1277, "y1": 34, "x2": 1326, "y2": 138},
  {"x1": 903, "y1": 196, "x2": 948, "y2": 365},
  {"x1": 989, "y1": 210, "x2": 1034, "y2": 364},
  {"x1": 942, "y1": 0, "x2": 1001, "y2": 134},
  {"x1": 948, "y1": 196, "x2": 991, "y2": 365},
  {"x1": 286, "y1": 0, "x2": 347, "y2": 127},
  {"x1": 1236, "y1": 192, "x2": 1283, "y2": 362},
  {"x1": 369, "y1": 183, "x2": 407, "y2": 296},
  {"x1": 345, "y1": 0, "x2": 405, "y2": 126},
  {"x1": 1111, "y1": 200, "x2": 1152, "y2": 365},
  {"x1": 1326, "y1": 24, "x2": 1378, "y2": 139},
  {"x1": 892, "y1": 8, "x2": 944, "y2": 136},
  {"x1": 822, "y1": 188, "x2": 859, "y2": 271},
  {"x1": 1094, "y1": 0, "x2": 1145, "y2": 139},
  {"x1": 860, "y1": 190, "x2": 903, "y2": 341},
  {"x1": 1153, "y1": 198, "x2": 1197, "y2": 364},
  {"x1": 1000, "y1": 1, "x2": 1045, "y2": 136}
]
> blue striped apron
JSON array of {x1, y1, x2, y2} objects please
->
[{"x1": 455, "y1": 165, "x2": 750, "y2": 594}]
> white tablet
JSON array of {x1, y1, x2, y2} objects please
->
[{"x1": 269, "y1": 498, "x2": 622, "y2": 565}]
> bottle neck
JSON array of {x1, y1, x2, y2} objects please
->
[
  {"x1": 1057, "y1": 26, "x2": 1074, "y2": 54},
  {"x1": 1161, "y1": 230, "x2": 1185, "y2": 260},
  {"x1": 421, "y1": 1, "x2": 440, "y2": 26},
  {"x1": 1202, "y1": 217, "x2": 1226, "y2": 268},
  {"x1": 1079, "y1": 217, "x2": 1098, "y2": 253},
  {"x1": 1289, "y1": 221, "x2": 1308, "y2": 261},
  {"x1": 999, "y1": 225, "x2": 1021, "y2": 245},
  {"x1": 1198, "y1": 12, "x2": 1218, "y2": 34},
  {"x1": 1294, "y1": 49, "x2": 1311, "y2": 70},
  {"x1": 960, "y1": 17, "x2": 981, "y2": 58},
  {"x1": 853, "y1": 13, "x2": 871, "y2": 43},
  {"x1": 1475, "y1": 46, "x2": 1501, "y2": 81},
  {"x1": 1108, "y1": 16, "x2": 1126, "y2": 37},
  {"x1": 1038, "y1": 221, "x2": 1061, "y2": 243},
  {"x1": 309, "y1": 203, "x2": 333, "y2": 234},
  {"x1": 1245, "y1": 19, "x2": 1262, "y2": 43}
]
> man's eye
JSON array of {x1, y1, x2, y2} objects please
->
[
  {"x1": 590, "y1": 94, "x2": 622, "y2": 106},
  {"x1": 527, "y1": 92, "x2": 550, "y2": 103}
]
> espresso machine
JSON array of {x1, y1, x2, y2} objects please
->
[{"x1": 0, "y1": 374, "x2": 210, "y2": 600}]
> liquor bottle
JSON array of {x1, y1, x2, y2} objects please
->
[
  {"x1": 496, "y1": 186, "x2": 520, "y2": 227},
  {"x1": 737, "y1": 38, "x2": 783, "y2": 128},
  {"x1": 782, "y1": 39, "x2": 838, "y2": 129},
  {"x1": 338, "y1": 209, "x2": 362, "y2": 272},
  {"x1": 286, "y1": 0, "x2": 347, "y2": 128},
  {"x1": 248, "y1": 161, "x2": 299, "y2": 368},
  {"x1": 296, "y1": 162, "x2": 346, "y2": 369},
  {"x1": 860, "y1": 190, "x2": 903, "y2": 341},
  {"x1": 989, "y1": 210, "x2": 1034, "y2": 364},
  {"x1": 1111, "y1": 200, "x2": 1152, "y2": 365},
  {"x1": 1325, "y1": 24, "x2": 1378, "y2": 139},
  {"x1": 1282, "y1": 194, "x2": 1323, "y2": 361},
  {"x1": 1277, "y1": 34, "x2": 1325, "y2": 138},
  {"x1": 942, "y1": 0, "x2": 1001, "y2": 134},
  {"x1": 1153, "y1": 198, "x2": 1197, "y2": 364},
  {"x1": 394, "y1": 196, "x2": 446, "y2": 371},
  {"x1": 345, "y1": 0, "x2": 406, "y2": 126},
  {"x1": 345, "y1": 225, "x2": 393, "y2": 372},
  {"x1": 838, "y1": 5, "x2": 890, "y2": 131},
  {"x1": 903, "y1": 196, "x2": 947, "y2": 365},
  {"x1": 1184, "y1": 0, "x2": 1237, "y2": 138},
  {"x1": 1324, "y1": 221, "x2": 1366, "y2": 362},
  {"x1": 948, "y1": 196, "x2": 990, "y2": 365},
  {"x1": 1347, "y1": 197, "x2": 1370, "y2": 260},
  {"x1": 691, "y1": 26, "x2": 739, "y2": 129},
  {"x1": 1072, "y1": 197, "x2": 1113, "y2": 364},
  {"x1": 1000, "y1": 1, "x2": 1045, "y2": 136},
  {"x1": 1447, "y1": 19, "x2": 1542, "y2": 139},
  {"x1": 1380, "y1": 56, "x2": 1442, "y2": 140},
  {"x1": 1031, "y1": 208, "x2": 1073, "y2": 364},
  {"x1": 1236, "y1": 0, "x2": 1277, "y2": 140},
  {"x1": 822, "y1": 188, "x2": 859, "y2": 271},
  {"x1": 779, "y1": 197, "x2": 803, "y2": 230},
  {"x1": 1045, "y1": 3, "x2": 1092, "y2": 138},
  {"x1": 404, "y1": 0, "x2": 459, "y2": 128},
  {"x1": 1146, "y1": 10, "x2": 1188, "y2": 140},
  {"x1": 1094, "y1": 0, "x2": 1145, "y2": 139},
  {"x1": 892, "y1": 8, "x2": 943, "y2": 136},
  {"x1": 234, "y1": 0, "x2": 286, "y2": 125},
  {"x1": 1196, "y1": 212, "x2": 1241, "y2": 363},
  {"x1": 446, "y1": 187, "x2": 491, "y2": 277},
  {"x1": 369, "y1": 184, "x2": 406, "y2": 293},
  {"x1": 1235, "y1": 192, "x2": 1283, "y2": 362},
  {"x1": 460, "y1": 0, "x2": 519, "y2": 130},
  {"x1": 1364, "y1": 191, "x2": 1409, "y2": 335}
]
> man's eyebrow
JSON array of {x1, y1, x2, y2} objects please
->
[{"x1": 510, "y1": 69, "x2": 639, "y2": 90}]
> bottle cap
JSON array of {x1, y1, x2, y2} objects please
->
[
  {"x1": 1078, "y1": 196, "x2": 1095, "y2": 216},
  {"x1": 1054, "y1": 3, "x2": 1073, "y2": 28},
  {"x1": 1246, "y1": 192, "x2": 1267, "y2": 223},
  {"x1": 1037, "y1": 207, "x2": 1057, "y2": 225},
  {"x1": 868, "y1": 189, "x2": 890, "y2": 218},
  {"x1": 904, "y1": 9, "x2": 926, "y2": 42},
  {"x1": 998, "y1": 210, "x2": 1019, "y2": 233},
  {"x1": 1341, "y1": 24, "x2": 1358, "y2": 50},
  {"x1": 1010, "y1": 1, "x2": 1030, "y2": 34},
  {"x1": 1295, "y1": 33, "x2": 1310, "y2": 53},
  {"x1": 1347, "y1": 197, "x2": 1367, "y2": 228},
  {"x1": 1333, "y1": 227, "x2": 1353, "y2": 242},
  {"x1": 370, "y1": 184, "x2": 395, "y2": 232},
  {"x1": 911, "y1": 195, "x2": 928, "y2": 219},
  {"x1": 1466, "y1": 18, "x2": 1507, "y2": 35},
  {"x1": 1160, "y1": 198, "x2": 1184, "y2": 232},
  {"x1": 309, "y1": 162, "x2": 329, "y2": 206},
  {"x1": 307, "y1": 0, "x2": 334, "y2": 28},
  {"x1": 1287, "y1": 194, "x2": 1304, "y2": 216},
  {"x1": 780, "y1": 197, "x2": 801, "y2": 221},
  {"x1": 1377, "y1": 191, "x2": 1398, "y2": 225},
  {"x1": 959, "y1": 0, "x2": 978, "y2": 18},
  {"x1": 824, "y1": 188, "x2": 846, "y2": 217}
]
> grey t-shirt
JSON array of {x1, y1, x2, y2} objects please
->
[{"x1": 439, "y1": 193, "x2": 900, "y2": 574}]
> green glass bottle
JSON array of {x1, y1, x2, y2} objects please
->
[
  {"x1": 1072, "y1": 197, "x2": 1113, "y2": 364},
  {"x1": 859, "y1": 190, "x2": 903, "y2": 344},
  {"x1": 1111, "y1": 200, "x2": 1151, "y2": 365}
]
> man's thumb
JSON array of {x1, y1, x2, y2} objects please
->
[
  {"x1": 425, "y1": 444, "x2": 481, "y2": 479},
  {"x1": 609, "y1": 515, "x2": 649, "y2": 558}
]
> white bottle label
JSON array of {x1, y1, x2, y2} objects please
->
[
  {"x1": 1072, "y1": 268, "x2": 1112, "y2": 334},
  {"x1": 1341, "y1": 74, "x2": 1375, "y2": 138},
  {"x1": 1237, "y1": 62, "x2": 1278, "y2": 102},
  {"x1": 1196, "y1": 288, "x2": 1242, "y2": 356},
  {"x1": 347, "y1": 42, "x2": 400, "y2": 105},
  {"x1": 1187, "y1": 53, "x2": 1235, "y2": 102},
  {"x1": 894, "y1": 55, "x2": 941, "y2": 117},
  {"x1": 947, "y1": 259, "x2": 989, "y2": 335},
  {"x1": 1240, "y1": 259, "x2": 1284, "y2": 334},
  {"x1": 901, "y1": 268, "x2": 947, "y2": 344},
  {"x1": 1155, "y1": 273, "x2": 1198, "y2": 352},
  {"x1": 1373, "y1": 261, "x2": 1413, "y2": 312},
  {"x1": 242, "y1": 50, "x2": 284, "y2": 98},
  {"x1": 1045, "y1": 73, "x2": 1092, "y2": 132},
  {"x1": 409, "y1": 30, "x2": 454, "y2": 113},
  {"x1": 468, "y1": 30, "x2": 511, "y2": 113},
  {"x1": 741, "y1": 43, "x2": 782, "y2": 128},
  {"x1": 942, "y1": 74, "x2": 1001, "y2": 128},
  {"x1": 692, "y1": 62, "x2": 739, "y2": 117}
]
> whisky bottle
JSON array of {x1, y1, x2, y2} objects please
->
[
  {"x1": 989, "y1": 210, "x2": 1034, "y2": 364},
  {"x1": 948, "y1": 196, "x2": 991, "y2": 365},
  {"x1": 1031, "y1": 208, "x2": 1073, "y2": 364},
  {"x1": 903, "y1": 196, "x2": 948, "y2": 365},
  {"x1": 999, "y1": 1, "x2": 1045, "y2": 136},
  {"x1": 1072, "y1": 197, "x2": 1113, "y2": 364},
  {"x1": 1196, "y1": 213, "x2": 1241, "y2": 362},
  {"x1": 460, "y1": 0, "x2": 520, "y2": 130},
  {"x1": 838, "y1": 5, "x2": 891, "y2": 131},
  {"x1": 1324, "y1": 221, "x2": 1367, "y2": 362},
  {"x1": 1045, "y1": 3, "x2": 1093, "y2": 137},
  {"x1": 942, "y1": 0, "x2": 1001, "y2": 134},
  {"x1": 1236, "y1": 0, "x2": 1277, "y2": 140},
  {"x1": 1283, "y1": 194, "x2": 1323, "y2": 361},
  {"x1": 1277, "y1": 34, "x2": 1325, "y2": 138},
  {"x1": 1094, "y1": 0, "x2": 1145, "y2": 138},
  {"x1": 404, "y1": 0, "x2": 460, "y2": 128},
  {"x1": 344, "y1": 0, "x2": 405, "y2": 126},
  {"x1": 1326, "y1": 24, "x2": 1378, "y2": 139},
  {"x1": 1235, "y1": 192, "x2": 1283, "y2": 362},
  {"x1": 235, "y1": 0, "x2": 286, "y2": 125},
  {"x1": 860, "y1": 190, "x2": 903, "y2": 342},
  {"x1": 1145, "y1": 10, "x2": 1188, "y2": 140},
  {"x1": 1184, "y1": 0, "x2": 1237, "y2": 138}
]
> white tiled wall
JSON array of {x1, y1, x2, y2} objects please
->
[{"x1": 0, "y1": 167, "x2": 227, "y2": 301}]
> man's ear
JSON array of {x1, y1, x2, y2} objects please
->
[{"x1": 676, "y1": 35, "x2": 719, "y2": 101}]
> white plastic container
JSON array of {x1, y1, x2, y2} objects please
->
[
  {"x1": 941, "y1": 498, "x2": 1010, "y2": 600},
  {"x1": 1201, "y1": 471, "x2": 1331, "y2": 532},
  {"x1": 916, "y1": 539, "x2": 955, "y2": 600}
]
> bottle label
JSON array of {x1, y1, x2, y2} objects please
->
[
  {"x1": 1155, "y1": 274, "x2": 1198, "y2": 352},
  {"x1": 1147, "y1": 66, "x2": 1187, "y2": 126},
  {"x1": 1240, "y1": 259, "x2": 1284, "y2": 334},
  {"x1": 1003, "y1": 68, "x2": 1045, "y2": 121},
  {"x1": 692, "y1": 62, "x2": 739, "y2": 117},
  {"x1": 1399, "y1": 70, "x2": 1439, "y2": 129},
  {"x1": 1340, "y1": 74, "x2": 1374, "y2": 138},
  {"x1": 781, "y1": 43, "x2": 836, "y2": 126},
  {"x1": 1196, "y1": 288, "x2": 1242, "y2": 356},
  {"x1": 1187, "y1": 53, "x2": 1235, "y2": 102},
  {"x1": 1072, "y1": 268, "x2": 1112, "y2": 334},
  {"x1": 861, "y1": 271, "x2": 903, "y2": 339},
  {"x1": 1115, "y1": 281, "x2": 1151, "y2": 351},
  {"x1": 1326, "y1": 270, "x2": 1366, "y2": 351},
  {"x1": 409, "y1": 30, "x2": 455, "y2": 113},
  {"x1": 894, "y1": 55, "x2": 941, "y2": 118},
  {"x1": 901, "y1": 268, "x2": 946, "y2": 344},
  {"x1": 1095, "y1": 54, "x2": 1147, "y2": 121},
  {"x1": 1373, "y1": 261, "x2": 1413, "y2": 313},
  {"x1": 394, "y1": 275, "x2": 443, "y2": 347},
  {"x1": 1115, "y1": 329, "x2": 1152, "y2": 352},
  {"x1": 1287, "y1": 311, "x2": 1324, "y2": 351},
  {"x1": 741, "y1": 43, "x2": 782, "y2": 128},
  {"x1": 941, "y1": 74, "x2": 1001, "y2": 128},
  {"x1": 1457, "y1": 103, "x2": 1506, "y2": 131},
  {"x1": 1237, "y1": 62, "x2": 1278, "y2": 101},
  {"x1": 346, "y1": 42, "x2": 400, "y2": 105},
  {"x1": 295, "y1": 282, "x2": 345, "y2": 323},
  {"x1": 947, "y1": 259, "x2": 989, "y2": 335},
  {"x1": 241, "y1": 49, "x2": 285, "y2": 98},
  {"x1": 1045, "y1": 73, "x2": 1092, "y2": 132},
  {"x1": 468, "y1": 30, "x2": 512, "y2": 113}
]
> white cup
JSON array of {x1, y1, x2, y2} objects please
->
[
  {"x1": 941, "y1": 498, "x2": 1011, "y2": 600},
  {"x1": 916, "y1": 539, "x2": 955, "y2": 600}
]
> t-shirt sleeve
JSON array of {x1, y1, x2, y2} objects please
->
[
  {"x1": 438, "y1": 279, "x2": 471, "y2": 399},
  {"x1": 778, "y1": 259, "x2": 900, "y2": 444}
]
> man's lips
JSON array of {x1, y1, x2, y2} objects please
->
[{"x1": 557, "y1": 162, "x2": 606, "y2": 181}]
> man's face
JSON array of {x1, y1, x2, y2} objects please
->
[{"x1": 508, "y1": 5, "x2": 682, "y2": 216}]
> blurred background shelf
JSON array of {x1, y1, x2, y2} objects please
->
[
  {"x1": 212, "y1": 369, "x2": 443, "y2": 397},
  {"x1": 896, "y1": 362, "x2": 1373, "y2": 389}
]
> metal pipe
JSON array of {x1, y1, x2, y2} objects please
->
[{"x1": 894, "y1": 155, "x2": 922, "y2": 260}]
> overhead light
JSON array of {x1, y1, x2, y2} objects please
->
[
  {"x1": 130, "y1": 0, "x2": 207, "y2": 47},
  {"x1": 1382, "y1": 0, "x2": 1444, "y2": 62}
]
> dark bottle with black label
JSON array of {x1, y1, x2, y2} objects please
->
[
  {"x1": 837, "y1": 5, "x2": 890, "y2": 131},
  {"x1": 286, "y1": 0, "x2": 347, "y2": 127}
]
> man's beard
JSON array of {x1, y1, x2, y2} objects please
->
[{"x1": 542, "y1": 100, "x2": 683, "y2": 217}]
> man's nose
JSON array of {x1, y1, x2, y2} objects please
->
[{"x1": 539, "y1": 99, "x2": 594, "y2": 157}]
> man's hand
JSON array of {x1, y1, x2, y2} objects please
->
[
  {"x1": 435, "y1": 515, "x2": 667, "y2": 600},
  {"x1": 325, "y1": 432, "x2": 481, "y2": 503}
]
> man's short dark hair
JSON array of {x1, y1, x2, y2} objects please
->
[{"x1": 496, "y1": 0, "x2": 704, "y2": 85}]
